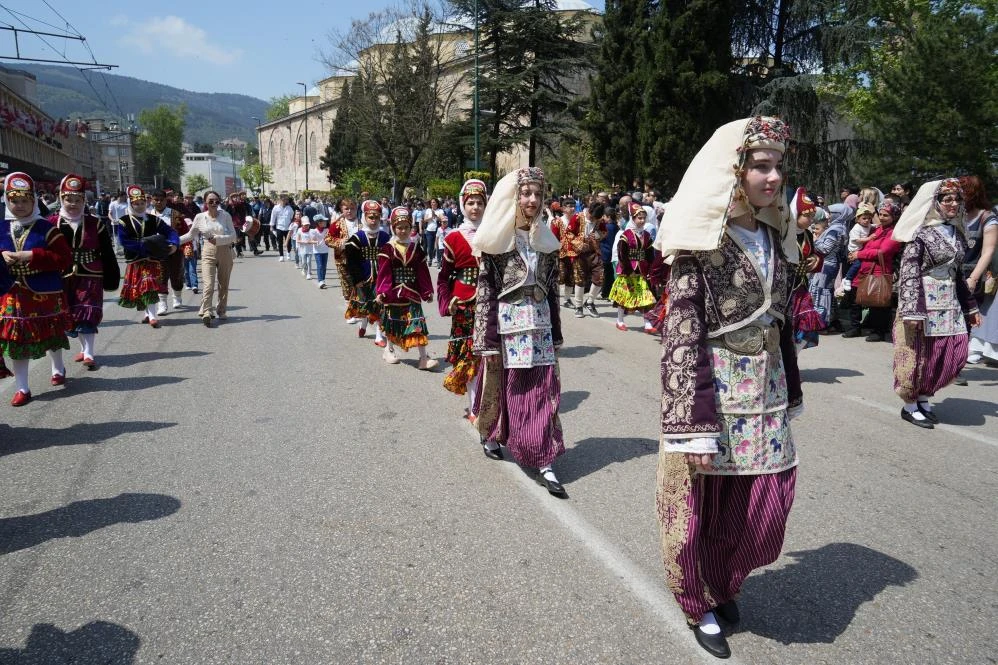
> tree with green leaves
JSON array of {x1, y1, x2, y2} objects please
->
[
  {"x1": 239, "y1": 163, "x2": 274, "y2": 194},
  {"x1": 191, "y1": 142, "x2": 215, "y2": 153},
  {"x1": 265, "y1": 95, "x2": 293, "y2": 122},
  {"x1": 185, "y1": 173, "x2": 211, "y2": 195},
  {"x1": 585, "y1": 0, "x2": 650, "y2": 189},
  {"x1": 831, "y1": 1, "x2": 997, "y2": 187},
  {"x1": 135, "y1": 104, "x2": 186, "y2": 188},
  {"x1": 320, "y1": 79, "x2": 361, "y2": 185},
  {"x1": 635, "y1": 0, "x2": 734, "y2": 194},
  {"x1": 448, "y1": 0, "x2": 593, "y2": 180}
]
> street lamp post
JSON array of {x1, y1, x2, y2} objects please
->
[
  {"x1": 251, "y1": 116, "x2": 265, "y2": 195},
  {"x1": 297, "y1": 81, "x2": 308, "y2": 192},
  {"x1": 473, "y1": 0, "x2": 480, "y2": 172}
]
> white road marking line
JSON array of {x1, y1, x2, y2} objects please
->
[
  {"x1": 465, "y1": 426, "x2": 746, "y2": 664},
  {"x1": 844, "y1": 395, "x2": 998, "y2": 448}
]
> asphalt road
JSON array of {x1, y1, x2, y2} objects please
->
[{"x1": 1, "y1": 250, "x2": 996, "y2": 665}]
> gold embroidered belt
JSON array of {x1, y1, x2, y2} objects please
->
[
  {"x1": 361, "y1": 245, "x2": 379, "y2": 262},
  {"x1": 714, "y1": 323, "x2": 781, "y2": 355},
  {"x1": 503, "y1": 284, "x2": 546, "y2": 303}
]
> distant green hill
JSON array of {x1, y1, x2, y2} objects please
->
[{"x1": 19, "y1": 64, "x2": 268, "y2": 146}]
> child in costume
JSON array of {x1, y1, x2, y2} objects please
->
[
  {"x1": 0, "y1": 172, "x2": 73, "y2": 406},
  {"x1": 343, "y1": 200, "x2": 390, "y2": 344},
  {"x1": 375, "y1": 207, "x2": 438, "y2": 369},
  {"x1": 117, "y1": 185, "x2": 179, "y2": 328},
  {"x1": 438, "y1": 179, "x2": 488, "y2": 411},
  {"x1": 608, "y1": 203, "x2": 657, "y2": 331},
  {"x1": 789, "y1": 187, "x2": 827, "y2": 350},
  {"x1": 53, "y1": 174, "x2": 120, "y2": 369}
]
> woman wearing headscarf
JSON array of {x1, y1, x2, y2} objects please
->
[
  {"x1": 471, "y1": 167, "x2": 567, "y2": 498},
  {"x1": 809, "y1": 203, "x2": 853, "y2": 332},
  {"x1": 654, "y1": 117, "x2": 802, "y2": 659},
  {"x1": 0, "y1": 172, "x2": 73, "y2": 406},
  {"x1": 52, "y1": 174, "x2": 119, "y2": 369},
  {"x1": 843, "y1": 199, "x2": 904, "y2": 341},
  {"x1": 892, "y1": 179, "x2": 979, "y2": 428},
  {"x1": 117, "y1": 185, "x2": 179, "y2": 329},
  {"x1": 438, "y1": 179, "x2": 488, "y2": 409}
]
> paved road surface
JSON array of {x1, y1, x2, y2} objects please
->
[{"x1": 1, "y1": 251, "x2": 996, "y2": 664}]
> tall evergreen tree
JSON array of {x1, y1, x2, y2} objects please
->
[
  {"x1": 320, "y1": 79, "x2": 360, "y2": 184},
  {"x1": 584, "y1": 0, "x2": 649, "y2": 189},
  {"x1": 636, "y1": 0, "x2": 734, "y2": 193},
  {"x1": 448, "y1": 0, "x2": 592, "y2": 180}
]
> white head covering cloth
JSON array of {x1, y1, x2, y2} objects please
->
[
  {"x1": 892, "y1": 179, "x2": 959, "y2": 242},
  {"x1": 653, "y1": 117, "x2": 796, "y2": 261},
  {"x1": 472, "y1": 170, "x2": 560, "y2": 256}
]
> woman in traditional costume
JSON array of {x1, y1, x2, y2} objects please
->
[
  {"x1": 117, "y1": 185, "x2": 178, "y2": 328},
  {"x1": 0, "y1": 172, "x2": 73, "y2": 406},
  {"x1": 788, "y1": 187, "x2": 827, "y2": 350},
  {"x1": 892, "y1": 178, "x2": 979, "y2": 428},
  {"x1": 438, "y1": 179, "x2": 488, "y2": 410},
  {"x1": 53, "y1": 174, "x2": 119, "y2": 369},
  {"x1": 472, "y1": 167, "x2": 567, "y2": 498},
  {"x1": 654, "y1": 117, "x2": 803, "y2": 659},
  {"x1": 327, "y1": 198, "x2": 358, "y2": 306},
  {"x1": 375, "y1": 206, "x2": 437, "y2": 370}
]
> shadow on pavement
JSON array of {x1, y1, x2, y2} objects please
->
[
  {"x1": 30, "y1": 376, "x2": 186, "y2": 402},
  {"x1": 99, "y1": 350, "x2": 210, "y2": 367},
  {"x1": 557, "y1": 345, "x2": 602, "y2": 359},
  {"x1": 2, "y1": 421, "x2": 175, "y2": 457},
  {"x1": 0, "y1": 620, "x2": 140, "y2": 664},
  {"x1": 216, "y1": 314, "x2": 301, "y2": 324},
  {"x1": 560, "y1": 390, "x2": 590, "y2": 413},
  {"x1": 557, "y1": 436, "x2": 658, "y2": 483},
  {"x1": 738, "y1": 542, "x2": 918, "y2": 644},
  {"x1": 933, "y1": 397, "x2": 998, "y2": 427},
  {"x1": 0, "y1": 493, "x2": 181, "y2": 555},
  {"x1": 799, "y1": 367, "x2": 863, "y2": 384}
]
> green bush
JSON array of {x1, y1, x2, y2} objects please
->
[{"x1": 427, "y1": 179, "x2": 460, "y2": 200}]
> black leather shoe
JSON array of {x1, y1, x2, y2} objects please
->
[
  {"x1": 901, "y1": 408, "x2": 933, "y2": 429},
  {"x1": 917, "y1": 403, "x2": 940, "y2": 424},
  {"x1": 842, "y1": 328, "x2": 862, "y2": 338},
  {"x1": 690, "y1": 624, "x2": 731, "y2": 659},
  {"x1": 482, "y1": 443, "x2": 503, "y2": 461},
  {"x1": 535, "y1": 473, "x2": 568, "y2": 498},
  {"x1": 714, "y1": 600, "x2": 740, "y2": 625}
]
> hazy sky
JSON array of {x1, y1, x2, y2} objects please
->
[{"x1": 0, "y1": 0, "x2": 604, "y2": 102}]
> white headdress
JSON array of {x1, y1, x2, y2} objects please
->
[{"x1": 471, "y1": 167, "x2": 560, "y2": 256}]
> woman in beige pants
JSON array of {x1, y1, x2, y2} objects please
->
[{"x1": 180, "y1": 191, "x2": 236, "y2": 326}]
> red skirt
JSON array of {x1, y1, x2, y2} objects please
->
[
  {"x1": 119, "y1": 260, "x2": 163, "y2": 310},
  {"x1": 0, "y1": 284, "x2": 71, "y2": 360}
]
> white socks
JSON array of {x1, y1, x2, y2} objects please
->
[
  {"x1": 49, "y1": 350, "x2": 65, "y2": 376},
  {"x1": 574, "y1": 285, "x2": 585, "y2": 306},
  {"x1": 587, "y1": 284, "x2": 600, "y2": 302},
  {"x1": 698, "y1": 611, "x2": 722, "y2": 635},
  {"x1": 12, "y1": 358, "x2": 29, "y2": 393},
  {"x1": 904, "y1": 402, "x2": 928, "y2": 421},
  {"x1": 616, "y1": 307, "x2": 625, "y2": 324},
  {"x1": 373, "y1": 323, "x2": 384, "y2": 343},
  {"x1": 145, "y1": 304, "x2": 158, "y2": 320},
  {"x1": 539, "y1": 466, "x2": 559, "y2": 483},
  {"x1": 81, "y1": 333, "x2": 95, "y2": 360},
  {"x1": 917, "y1": 396, "x2": 934, "y2": 412}
]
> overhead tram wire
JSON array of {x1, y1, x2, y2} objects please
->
[{"x1": 0, "y1": 3, "x2": 123, "y2": 117}]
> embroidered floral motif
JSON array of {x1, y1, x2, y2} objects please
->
[{"x1": 656, "y1": 447, "x2": 695, "y2": 595}]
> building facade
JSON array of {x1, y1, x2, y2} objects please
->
[
  {"x1": 182, "y1": 153, "x2": 244, "y2": 195},
  {"x1": 0, "y1": 66, "x2": 93, "y2": 193},
  {"x1": 85, "y1": 118, "x2": 138, "y2": 195}
]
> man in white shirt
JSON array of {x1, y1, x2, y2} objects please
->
[{"x1": 270, "y1": 194, "x2": 295, "y2": 262}]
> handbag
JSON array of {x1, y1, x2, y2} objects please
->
[{"x1": 855, "y1": 255, "x2": 893, "y2": 308}]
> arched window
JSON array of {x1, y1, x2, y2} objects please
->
[
  {"x1": 310, "y1": 131, "x2": 317, "y2": 162},
  {"x1": 268, "y1": 138, "x2": 275, "y2": 167},
  {"x1": 279, "y1": 138, "x2": 286, "y2": 168},
  {"x1": 297, "y1": 136, "x2": 304, "y2": 166}
]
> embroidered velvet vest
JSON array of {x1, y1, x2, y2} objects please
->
[
  {"x1": 0, "y1": 219, "x2": 63, "y2": 293},
  {"x1": 61, "y1": 214, "x2": 104, "y2": 277}
]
